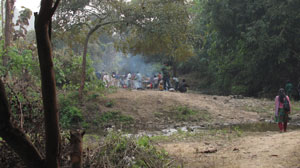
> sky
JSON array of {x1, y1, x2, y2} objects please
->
[{"x1": 15, "y1": 0, "x2": 40, "y2": 12}]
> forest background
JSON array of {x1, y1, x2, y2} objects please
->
[
  {"x1": 1, "y1": 0, "x2": 300, "y2": 97},
  {"x1": 0, "y1": 0, "x2": 300, "y2": 167}
]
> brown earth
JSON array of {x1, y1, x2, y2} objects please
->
[
  {"x1": 161, "y1": 131, "x2": 300, "y2": 168},
  {"x1": 99, "y1": 89, "x2": 300, "y2": 168},
  {"x1": 101, "y1": 89, "x2": 275, "y2": 126}
]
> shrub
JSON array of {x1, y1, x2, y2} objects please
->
[
  {"x1": 94, "y1": 111, "x2": 134, "y2": 129},
  {"x1": 59, "y1": 93, "x2": 83, "y2": 129},
  {"x1": 87, "y1": 132, "x2": 178, "y2": 168}
]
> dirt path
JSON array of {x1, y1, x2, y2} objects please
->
[{"x1": 161, "y1": 131, "x2": 300, "y2": 168}]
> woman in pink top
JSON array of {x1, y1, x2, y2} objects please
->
[{"x1": 275, "y1": 88, "x2": 291, "y2": 132}]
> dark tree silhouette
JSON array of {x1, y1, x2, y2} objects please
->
[
  {"x1": 34, "y1": 0, "x2": 61, "y2": 167},
  {"x1": 0, "y1": 0, "x2": 61, "y2": 168}
]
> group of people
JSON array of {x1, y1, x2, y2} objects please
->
[
  {"x1": 158, "y1": 63, "x2": 189, "y2": 92},
  {"x1": 95, "y1": 64, "x2": 189, "y2": 92}
]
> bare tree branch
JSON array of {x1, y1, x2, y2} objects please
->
[{"x1": 0, "y1": 79, "x2": 44, "y2": 168}]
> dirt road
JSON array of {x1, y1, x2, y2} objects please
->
[{"x1": 161, "y1": 131, "x2": 300, "y2": 168}]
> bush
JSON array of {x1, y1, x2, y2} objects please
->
[
  {"x1": 59, "y1": 92, "x2": 83, "y2": 129},
  {"x1": 231, "y1": 85, "x2": 248, "y2": 95},
  {"x1": 86, "y1": 132, "x2": 178, "y2": 168}
]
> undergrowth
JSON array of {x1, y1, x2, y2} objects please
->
[
  {"x1": 93, "y1": 111, "x2": 134, "y2": 129},
  {"x1": 85, "y1": 132, "x2": 179, "y2": 168},
  {"x1": 155, "y1": 105, "x2": 211, "y2": 122}
]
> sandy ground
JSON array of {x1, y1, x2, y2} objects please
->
[
  {"x1": 101, "y1": 89, "x2": 300, "y2": 168},
  {"x1": 161, "y1": 131, "x2": 300, "y2": 168}
]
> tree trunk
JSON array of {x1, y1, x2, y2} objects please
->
[
  {"x1": 1, "y1": 0, "x2": 4, "y2": 36},
  {"x1": 0, "y1": 79, "x2": 44, "y2": 168},
  {"x1": 77, "y1": 21, "x2": 120, "y2": 99},
  {"x1": 70, "y1": 130, "x2": 85, "y2": 168},
  {"x1": 78, "y1": 34, "x2": 91, "y2": 99},
  {"x1": 0, "y1": 1, "x2": 61, "y2": 167},
  {"x1": 78, "y1": 24, "x2": 103, "y2": 99},
  {"x1": 34, "y1": 0, "x2": 61, "y2": 167},
  {"x1": 3, "y1": 0, "x2": 15, "y2": 66},
  {"x1": 172, "y1": 62, "x2": 177, "y2": 77}
]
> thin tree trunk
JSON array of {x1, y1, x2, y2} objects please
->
[
  {"x1": 3, "y1": 0, "x2": 15, "y2": 66},
  {"x1": 1, "y1": 0, "x2": 4, "y2": 36},
  {"x1": 78, "y1": 34, "x2": 90, "y2": 99},
  {"x1": 78, "y1": 21, "x2": 120, "y2": 99},
  {"x1": 172, "y1": 62, "x2": 177, "y2": 77},
  {"x1": 78, "y1": 24, "x2": 102, "y2": 99},
  {"x1": 34, "y1": 0, "x2": 61, "y2": 167},
  {"x1": 0, "y1": 79, "x2": 44, "y2": 168}
]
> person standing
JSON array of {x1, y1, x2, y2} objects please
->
[
  {"x1": 126, "y1": 72, "x2": 132, "y2": 88},
  {"x1": 103, "y1": 73, "x2": 110, "y2": 88},
  {"x1": 153, "y1": 75, "x2": 158, "y2": 89},
  {"x1": 297, "y1": 81, "x2": 300, "y2": 100},
  {"x1": 275, "y1": 88, "x2": 291, "y2": 132},
  {"x1": 96, "y1": 71, "x2": 101, "y2": 79},
  {"x1": 157, "y1": 73, "x2": 162, "y2": 88},
  {"x1": 136, "y1": 72, "x2": 142, "y2": 89},
  {"x1": 285, "y1": 80, "x2": 293, "y2": 98},
  {"x1": 162, "y1": 63, "x2": 171, "y2": 91}
]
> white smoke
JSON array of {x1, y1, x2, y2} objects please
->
[{"x1": 92, "y1": 42, "x2": 161, "y2": 77}]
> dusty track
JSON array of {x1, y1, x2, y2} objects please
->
[{"x1": 161, "y1": 131, "x2": 300, "y2": 168}]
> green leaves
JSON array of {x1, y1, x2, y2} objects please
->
[{"x1": 186, "y1": 0, "x2": 300, "y2": 96}]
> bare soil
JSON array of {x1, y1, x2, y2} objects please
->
[
  {"x1": 160, "y1": 131, "x2": 300, "y2": 168},
  {"x1": 99, "y1": 89, "x2": 300, "y2": 168}
]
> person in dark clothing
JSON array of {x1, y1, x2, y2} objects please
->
[
  {"x1": 162, "y1": 64, "x2": 171, "y2": 91},
  {"x1": 178, "y1": 79, "x2": 189, "y2": 93},
  {"x1": 297, "y1": 81, "x2": 300, "y2": 100},
  {"x1": 96, "y1": 71, "x2": 101, "y2": 79},
  {"x1": 285, "y1": 80, "x2": 293, "y2": 98}
]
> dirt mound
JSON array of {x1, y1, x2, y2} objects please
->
[{"x1": 100, "y1": 89, "x2": 272, "y2": 128}]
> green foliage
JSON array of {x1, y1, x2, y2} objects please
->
[
  {"x1": 231, "y1": 85, "x2": 248, "y2": 95},
  {"x1": 105, "y1": 100, "x2": 115, "y2": 108},
  {"x1": 95, "y1": 111, "x2": 134, "y2": 127},
  {"x1": 90, "y1": 132, "x2": 178, "y2": 167},
  {"x1": 15, "y1": 7, "x2": 32, "y2": 39},
  {"x1": 53, "y1": 49, "x2": 104, "y2": 91},
  {"x1": 116, "y1": 0, "x2": 194, "y2": 75},
  {"x1": 0, "y1": 44, "x2": 40, "y2": 79},
  {"x1": 172, "y1": 106, "x2": 210, "y2": 122},
  {"x1": 233, "y1": 126, "x2": 243, "y2": 137},
  {"x1": 182, "y1": 0, "x2": 300, "y2": 96},
  {"x1": 136, "y1": 136, "x2": 151, "y2": 148},
  {"x1": 58, "y1": 92, "x2": 83, "y2": 129}
]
